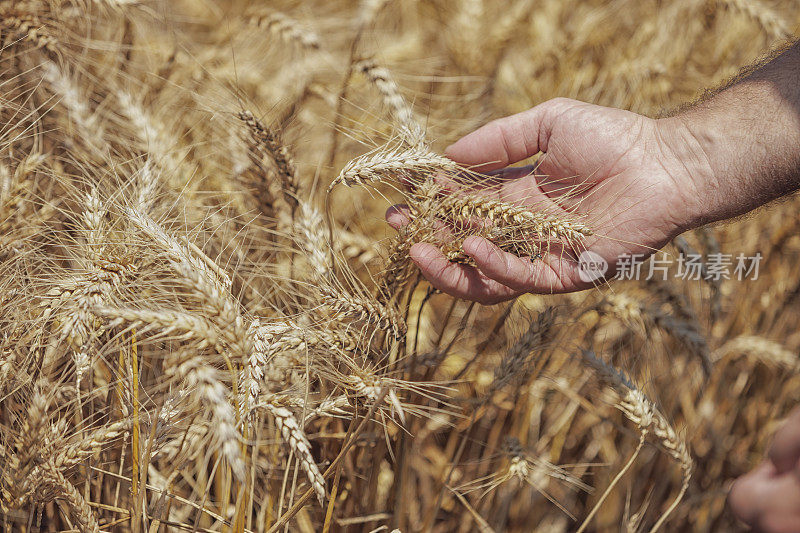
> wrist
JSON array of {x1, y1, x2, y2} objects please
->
[
  {"x1": 658, "y1": 71, "x2": 800, "y2": 231},
  {"x1": 653, "y1": 114, "x2": 722, "y2": 231}
]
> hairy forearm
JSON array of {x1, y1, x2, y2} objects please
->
[{"x1": 658, "y1": 41, "x2": 800, "y2": 229}]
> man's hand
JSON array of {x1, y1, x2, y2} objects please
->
[
  {"x1": 729, "y1": 407, "x2": 800, "y2": 532},
  {"x1": 387, "y1": 98, "x2": 703, "y2": 304}
]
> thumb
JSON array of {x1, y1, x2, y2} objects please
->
[
  {"x1": 445, "y1": 97, "x2": 571, "y2": 173},
  {"x1": 769, "y1": 406, "x2": 800, "y2": 473}
]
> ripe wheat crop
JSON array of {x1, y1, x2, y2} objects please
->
[{"x1": 0, "y1": 1, "x2": 799, "y2": 532}]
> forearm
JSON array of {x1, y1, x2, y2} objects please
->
[{"x1": 658, "y1": 41, "x2": 800, "y2": 229}]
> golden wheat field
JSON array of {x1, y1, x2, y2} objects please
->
[{"x1": 2, "y1": 0, "x2": 800, "y2": 531}]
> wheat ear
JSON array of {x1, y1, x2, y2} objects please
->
[
  {"x1": 53, "y1": 419, "x2": 131, "y2": 469},
  {"x1": 247, "y1": 8, "x2": 321, "y2": 50},
  {"x1": 579, "y1": 351, "x2": 692, "y2": 532},
  {"x1": 42, "y1": 60, "x2": 106, "y2": 152},
  {"x1": 437, "y1": 194, "x2": 593, "y2": 243},
  {"x1": 721, "y1": 0, "x2": 791, "y2": 40},
  {"x1": 298, "y1": 200, "x2": 332, "y2": 280},
  {"x1": 43, "y1": 466, "x2": 100, "y2": 533},
  {"x1": 239, "y1": 110, "x2": 299, "y2": 212},
  {"x1": 329, "y1": 145, "x2": 457, "y2": 192},
  {"x1": 263, "y1": 401, "x2": 326, "y2": 506},
  {"x1": 355, "y1": 58, "x2": 424, "y2": 144},
  {"x1": 713, "y1": 335, "x2": 797, "y2": 368},
  {"x1": 320, "y1": 285, "x2": 407, "y2": 339},
  {"x1": 171, "y1": 358, "x2": 246, "y2": 481},
  {"x1": 491, "y1": 308, "x2": 556, "y2": 391}
]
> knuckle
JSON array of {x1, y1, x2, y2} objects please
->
[
  {"x1": 547, "y1": 97, "x2": 571, "y2": 106},
  {"x1": 543, "y1": 97, "x2": 574, "y2": 112}
]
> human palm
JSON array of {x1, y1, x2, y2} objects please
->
[{"x1": 387, "y1": 98, "x2": 697, "y2": 304}]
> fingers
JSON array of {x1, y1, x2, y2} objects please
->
[
  {"x1": 769, "y1": 407, "x2": 800, "y2": 473},
  {"x1": 409, "y1": 243, "x2": 520, "y2": 305},
  {"x1": 729, "y1": 462, "x2": 775, "y2": 526},
  {"x1": 462, "y1": 236, "x2": 582, "y2": 294},
  {"x1": 729, "y1": 461, "x2": 800, "y2": 532},
  {"x1": 385, "y1": 204, "x2": 410, "y2": 230},
  {"x1": 445, "y1": 99, "x2": 569, "y2": 173},
  {"x1": 729, "y1": 409, "x2": 800, "y2": 533},
  {"x1": 385, "y1": 208, "x2": 588, "y2": 299}
]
